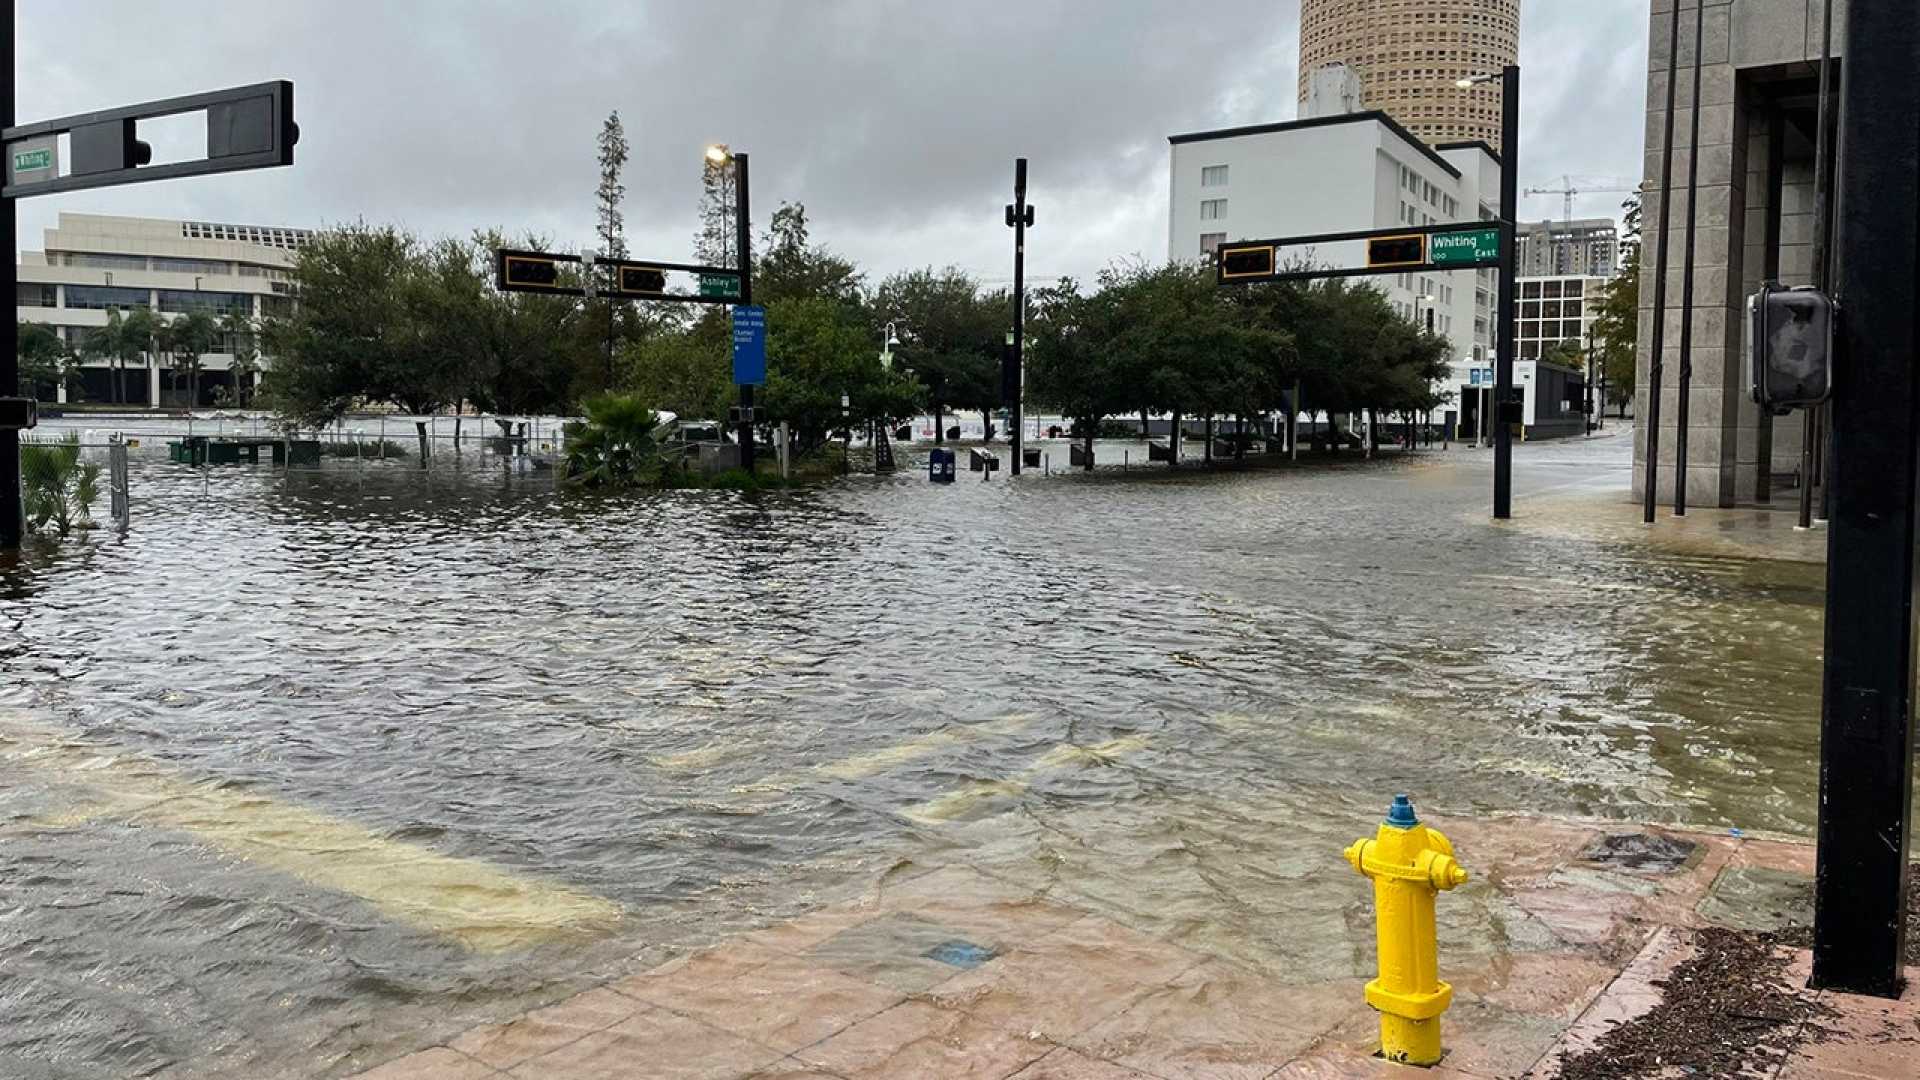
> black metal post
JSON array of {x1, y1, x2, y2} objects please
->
[
  {"x1": 1010, "y1": 157, "x2": 1028, "y2": 477},
  {"x1": 1492, "y1": 64, "x2": 1519, "y2": 519},
  {"x1": 1810, "y1": 0, "x2": 1918, "y2": 999},
  {"x1": 1, "y1": 1, "x2": 20, "y2": 549},
  {"x1": 604, "y1": 264, "x2": 616, "y2": 392},
  {"x1": 1643, "y1": 1, "x2": 1683, "y2": 524},
  {"x1": 1673, "y1": 0, "x2": 1705, "y2": 515},
  {"x1": 1757, "y1": 101, "x2": 1786, "y2": 505},
  {"x1": 735, "y1": 152, "x2": 754, "y2": 475},
  {"x1": 1802, "y1": 3, "x2": 1835, "y2": 530}
]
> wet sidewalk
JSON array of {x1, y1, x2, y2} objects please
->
[{"x1": 346, "y1": 816, "x2": 1917, "y2": 1080}]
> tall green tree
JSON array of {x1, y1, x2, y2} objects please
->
[
  {"x1": 595, "y1": 111, "x2": 629, "y2": 262},
  {"x1": 220, "y1": 309, "x2": 261, "y2": 407},
  {"x1": 17, "y1": 321, "x2": 69, "y2": 399},
  {"x1": 756, "y1": 202, "x2": 864, "y2": 308},
  {"x1": 695, "y1": 149, "x2": 737, "y2": 270},
  {"x1": 165, "y1": 311, "x2": 220, "y2": 407},
  {"x1": 78, "y1": 306, "x2": 156, "y2": 406},
  {"x1": 872, "y1": 267, "x2": 1001, "y2": 442},
  {"x1": 263, "y1": 223, "x2": 423, "y2": 426},
  {"x1": 1591, "y1": 192, "x2": 1641, "y2": 416},
  {"x1": 756, "y1": 295, "x2": 922, "y2": 450}
]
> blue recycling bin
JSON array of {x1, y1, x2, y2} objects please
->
[{"x1": 929, "y1": 447, "x2": 956, "y2": 483}]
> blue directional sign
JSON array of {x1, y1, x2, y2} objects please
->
[{"x1": 732, "y1": 304, "x2": 767, "y2": 386}]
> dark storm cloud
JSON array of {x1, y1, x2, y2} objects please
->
[{"x1": 16, "y1": 1, "x2": 1645, "y2": 283}]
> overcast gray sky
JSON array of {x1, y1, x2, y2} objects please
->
[{"x1": 17, "y1": 0, "x2": 1648, "y2": 287}]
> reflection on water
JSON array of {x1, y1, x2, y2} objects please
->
[{"x1": 0, "y1": 431, "x2": 1838, "y2": 1077}]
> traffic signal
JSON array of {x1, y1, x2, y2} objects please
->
[
  {"x1": 615, "y1": 265, "x2": 669, "y2": 298},
  {"x1": 1218, "y1": 244, "x2": 1277, "y2": 281},
  {"x1": 1367, "y1": 234, "x2": 1426, "y2": 269},
  {"x1": 498, "y1": 252, "x2": 569, "y2": 293}
]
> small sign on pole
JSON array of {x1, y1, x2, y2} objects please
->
[
  {"x1": 1430, "y1": 227, "x2": 1503, "y2": 267},
  {"x1": 732, "y1": 305, "x2": 767, "y2": 386}
]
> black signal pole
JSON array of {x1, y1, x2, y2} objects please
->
[
  {"x1": 1672, "y1": 0, "x2": 1704, "y2": 515},
  {"x1": 1809, "y1": 0, "x2": 1919, "y2": 999},
  {"x1": 1643, "y1": 0, "x2": 1682, "y2": 525},
  {"x1": 735, "y1": 151, "x2": 754, "y2": 475},
  {"x1": 1007, "y1": 158, "x2": 1032, "y2": 476},
  {"x1": 1492, "y1": 63, "x2": 1519, "y2": 519},
  {"x1": 1, "y1": 0, "x2": 19, "y2": 548}
]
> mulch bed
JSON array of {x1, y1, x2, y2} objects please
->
[{"x1": 1554, "y1": 927, "x2": 1832, "y2": 1080}]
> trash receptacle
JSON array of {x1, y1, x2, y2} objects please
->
[{"x1": 929, "y1": 448, "x2": 956, "y2": 483}]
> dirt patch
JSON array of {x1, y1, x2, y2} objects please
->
[{"x1": 1554, "y1": 928, "x2": 1830, "y2": 1080}]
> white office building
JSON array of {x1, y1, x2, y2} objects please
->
[
  {"x1": 16, "y1": 213, "x2": 309, "y2": 407},
  {"x1": 1168, "y1": 109, "x2": 1527, "y2": 435}
]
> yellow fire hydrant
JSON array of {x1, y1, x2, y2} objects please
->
[{"x1": 1344, "y1": 794, "x2": 1470, "y2": 1066}]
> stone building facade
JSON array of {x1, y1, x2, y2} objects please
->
[{"x1": 1633, "y1": 0, "x2": 1845, "y2": 507}]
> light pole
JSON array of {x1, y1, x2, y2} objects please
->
[
  {"x1": 880, "y1": 321, "x2": 900, "y2": 370},
  {"x1": 707, "y1": 143, "x2": 754, "y2": 473},
  {"x1": 1005, "y1": 159, "x2": 1033, "y2": 475},
  {"x1": 1458, "y1": 67, "x2": 1520, "y2": 519}
]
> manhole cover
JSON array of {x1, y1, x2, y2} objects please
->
[{"x1": 1578, "y1": 832, "x2": 1698, "y2": 873}]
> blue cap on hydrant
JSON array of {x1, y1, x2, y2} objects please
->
[{"x1": 1385, "y1": 793, "x2": 1419, "y2": 828}]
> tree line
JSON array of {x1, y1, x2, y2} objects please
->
[{"x1": 259, "y1": 207, "x2": 1455, "y2": 461}]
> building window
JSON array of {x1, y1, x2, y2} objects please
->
[
  {"x1": 1200, "y1": 199, "x2": 1227, "y2": 221},
  {"x1": 150, "y1": 257, "x2": 233, "y2": 276},
  {"x1": 17, "y1": 284, "x2": 56, "y2": 307},
  {"x1": 1201, "y1": 165, "x2": 1229, "y2": 187},
  {"x1": 64, "y1": 285, "x2": 152, "y2": 310},
  {"x1": 1200, "y1": 232, "x2": 1226, "y2": 257},
  {"x1": 60, "y1": 253, "x2": 148, "y2": 272},
  {"x1": 157, "y1": 290, "x2": 253, "y2": 316}
]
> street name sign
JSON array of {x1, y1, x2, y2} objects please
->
[
  {"x1": 699, "y1": 273, "x2": 742, "y2": 299},
  {"x1": 1430, "y1": 226, "x2": 1502, "y2": 267}
]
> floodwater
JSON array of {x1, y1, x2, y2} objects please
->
[{"x1": 0, "y1": 424, "x2": 1834, "y2": 1078}]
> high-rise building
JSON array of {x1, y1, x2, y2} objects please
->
[
  {"x1": 1516, "y1": 218, "x2": 1620, "y2": 278},
  {"x1": 16, "y1": 213, "x2": 309, "y2": 407},
  {"x1": 1297, "y1": 0, "x2": 1521, "y2": 153}
]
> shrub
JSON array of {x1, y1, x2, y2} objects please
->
[{"x1": 22, "y1": 434, "x2": 100, "y2": 536}]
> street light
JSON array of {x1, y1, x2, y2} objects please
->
[
  {"x1": 705, "y1": 142, "x2": 755, "y2": 472},
  {"x1": 880, "y1": 320, "x2": 900, "y2": 370},
  {"x1": 1457, "y1": 65, "x2": 1520, "y2": 518}
]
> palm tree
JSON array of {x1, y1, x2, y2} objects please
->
[
  {"x1": 220, "y1": 309, "x2": 261, "y2": 407},
  {"x1": 78, "y1": 307, "x2": 150, "y2": 406},
  {"x1": 167, "y1": 311, "x2": 219, "y2": 408},
  {"x1": 122, "y1": 307, "x2": 159, "y2": 407}
]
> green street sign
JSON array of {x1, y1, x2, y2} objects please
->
[
  {"x1": 1429, "y1": 227, "x2": 1502, "y2": 267},
  {"x1": 13, "y1": 148, "x2": 52, "y2": 172},
  {"x1": 699, "y1": 273, "x2": 741, "y2": 298}
]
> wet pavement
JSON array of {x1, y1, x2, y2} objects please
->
[
  {"x1": 0, "y1": 425, "x2": 1871, "y2": 1078},
  {"x1": 344, "y1": 817, "x2": 1919, "y2": 1080}
]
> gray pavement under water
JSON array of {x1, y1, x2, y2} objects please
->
[{"x1": 0, "y1": 427, "x2": 1853, "y2": 1078}]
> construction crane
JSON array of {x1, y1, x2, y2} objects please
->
[
  {"x1": 1523, "y1": 175, "x2": 1638, "y2": 227},
  {"x1": 1523, "y1": 175, "x2": 1639, "y2": 275}
]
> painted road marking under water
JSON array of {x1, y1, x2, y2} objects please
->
[
  {"x1": 900, "y1": 734, "x2": 1154, "y2": 824},
  {"x1": 0, "y1": 713, "x2": 622, "y2": 951},
  {"x1": 733, "y1": 713, "x2": 1038, "y2": 794}
]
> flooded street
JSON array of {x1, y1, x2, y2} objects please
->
[{"x1": 0, "y1": 429, "x2": 1836, "y2": 1078}]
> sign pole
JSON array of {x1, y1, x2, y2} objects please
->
[
  {"x1": 1809, "y1": 0, "x2": 1919, "y2": 999},
  {"x1": 1010, "y1": 158, "x2": 1027, "y2": 476},
  {"x1": 1492, "y1": 63, "x2": 1519, "y2": 520},
  {"x1": 735, "y1": 152, "x2": 754, "y2": 475},
  {"x1": 1, "y1": 0, "x2": 20, "y2": 548}
]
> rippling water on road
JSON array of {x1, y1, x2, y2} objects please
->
[{"x1": 0, "y1": 430, "x2": 1832, "y2": 1078}]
